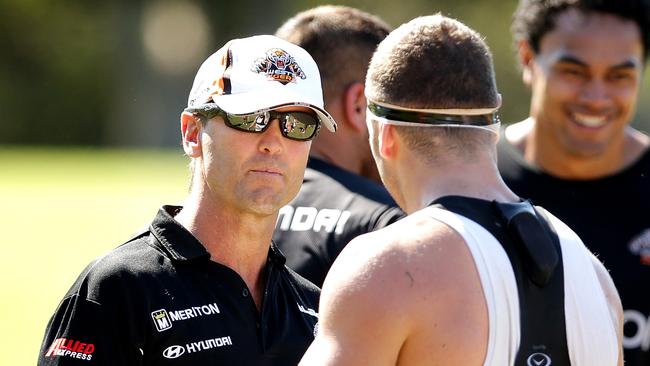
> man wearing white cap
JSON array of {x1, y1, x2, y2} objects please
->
[
  {"x1": 39, "y1": 35, "x2": 335, "y2": 366},
  {"x1": 302, "y1": 15, "x2": 623, "y2": 366}
]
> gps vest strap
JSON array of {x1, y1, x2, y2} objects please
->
[{"x1": 432, "y1": 196, "x2": 571, "y2": 366}]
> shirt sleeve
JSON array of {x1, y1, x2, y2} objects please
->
[{"x1": 38, "y1": 293, "x2": 141, "y2": 365}]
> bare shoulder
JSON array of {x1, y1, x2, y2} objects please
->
[
  {"x1": 312, "y1": 211, "x2": 488, "y2": 365},
  {"x1": 589, "y1": 254, "x2": 624, "y2": 366},
  {"x1": 628, "y1": 126, "x2": 650, "y2": 145},
  {"x1": 504, "y1": 118, "x2": 534, "y2": 146},
  {"x1": 625, "y1": 127, "x2": 650, "y2": 165},
  {"x1": 589, "y1": 254, "x2": 623, "y2": 317},
  {"x1": 323, "y1": 211, "x2": 467, "y2": 299}
]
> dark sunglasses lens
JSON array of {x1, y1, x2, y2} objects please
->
[
  {"x1": 225, "y1": 112, "x2": 270, "y2": 132},
  {"x1": 281, "y1": 112, "x2": 319, "y2": 140}
]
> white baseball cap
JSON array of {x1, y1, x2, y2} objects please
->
[{"x1": 187, "y1": 35, "x2": 337, "y2": 132}]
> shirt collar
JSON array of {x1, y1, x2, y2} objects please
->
[
  {"x1": 149, "y1": 205, "x2": 211, "y2": 262},
  {"x1": 150, "y1": 205, "x2": 288, "y2": 267}
]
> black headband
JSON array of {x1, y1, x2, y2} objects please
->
[{"x1": 367, "y1": 102, "x2": 500, "y2": 126}]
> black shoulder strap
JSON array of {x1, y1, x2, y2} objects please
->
[{"x1": 432, "y1": 196, "x2": 571, "y2": 366}]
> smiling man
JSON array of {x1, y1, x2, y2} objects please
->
[
  {"x1": 498, "y1": 1, "x2": 650, "y2": 364},
  {"x1": 39, "y1": 35, "x2": 335, "y2": 365}
]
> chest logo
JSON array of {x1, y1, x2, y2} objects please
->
[
  {"x1": 151, "y1": 309, "x2": 172, "y2": 332},
  {"x1": 163, "y1": 345, "x2": 185, "y2": 359},
  {"x1": 252, "y1": 48, "x2": 306, "y2": 85},
  {"x1": 628, "y1": 228, "x2": 650, "y2": 265},
  {"x1": 526, "y1": 352, "x2": 552, "y2": 366},
  {"x1": 151, "y1": 303, "x2": 221, "y2": 332}
]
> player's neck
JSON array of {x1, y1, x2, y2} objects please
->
[
  {"x1": 512, "y1": 119, "x2": 649, "y2": 180},
  {"x1": 400, "y1": 157, "x2": 519, "y2": 214},
  {"x1": 175, "y1": 194, "x2": 274, "y2": 310}
]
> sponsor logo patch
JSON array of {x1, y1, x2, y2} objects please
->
[
  {"x1": 151, "y1": 309, "x2": 172, "y2": 332},
  {"x1": 526, "y1": 352, "x2": 551, "y2": 366},
  {"x1": 150, "y1": 303, "x2": 221, "y2": 332},
  {"x1": 623, "y1": 309, "x2": 650, "y2": 351},
  {"x1": 252, "y1": 48, "x2": 306, "y2": 85},
  {"x1": 277, "y1": 206, "x2": 351, "y2": 234},
  {"x1": 45, "y1": 338, "x2": 95, "y2": 361},
  {"x1": 162, "y1": 336, "x2": 233, "y2": 359},
  {"x1": 628, "y1": 229, "x2": 650, "y2": 265},
  {"x1": 163, "y1": 345, "x2": 186, "y2": 359}
]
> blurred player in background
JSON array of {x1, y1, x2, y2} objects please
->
[
  {"x1": 498, "y1": 1, "x2": 650, "y2": 363},
  {"x1": 273, "y1": 5, "x2": 405, "y2": 287}
]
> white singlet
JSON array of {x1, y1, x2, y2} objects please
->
[{"x1": 418, "y1": 206, "x2": 619, "y2": 366}]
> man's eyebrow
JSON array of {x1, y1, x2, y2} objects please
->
[
  {"x1": 556, "y1": 55, "x2": 587, "y2": 67},
  {"x1": 611, "y1": 60, "x2": 640, "y2": 71},
  {"x1": 556, "y1": 55, "x2": 640, "y2": 70}
]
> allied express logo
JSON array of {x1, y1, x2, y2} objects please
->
[
  {"x1": 252, "y1": 48, "x2": 306, "y2": 85},
  {"x1": 45, "y1": 338, "x2": 95, "y2": 361}
]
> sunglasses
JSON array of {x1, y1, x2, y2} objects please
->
[{"x1": 185, "y1": 103, "x2": 321, "y2": 141}]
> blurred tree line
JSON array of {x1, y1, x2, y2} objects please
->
[{"x1": 1, "y1": 0, "x2": 648, "y2": 147}]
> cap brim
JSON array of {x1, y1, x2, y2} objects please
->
[{"x1": 212, "y1": 89, "x2": 337, "y2": 132}]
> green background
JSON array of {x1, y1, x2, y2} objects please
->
[{"x1": 0, "y1": 148, "x2": 188, "y2": 365}]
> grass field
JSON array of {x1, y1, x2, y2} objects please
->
[{"x1": 0, "y1": 147, "x2": 189, "y2": 365}]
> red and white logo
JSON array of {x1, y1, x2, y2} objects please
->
[
  {"x1": 45, "y1": 338, "x2": 95, "y2": 361},
  {"x1": 628, "y1": 229, "x2": 650, "y2": 265},
  {"x1": 252, "y1": 48, "x2": 306, "y2": 85}
]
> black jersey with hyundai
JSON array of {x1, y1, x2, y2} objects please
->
[{"x1": 39, "y1": 206, "x2": 319, "y2": 366}]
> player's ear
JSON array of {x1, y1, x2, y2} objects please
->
[
  {"x1": 343, "y1": 81, "x2": 367, "y2": 133},
  {"x1": 518, "y1": 40, "x2": 535, "y2": 87},
  {"x1": 181, "y1": 112, "x2": 202, "y2": 158},
  {"x1": 378, "y1": 122, "x2": 397, "y2": 160}
]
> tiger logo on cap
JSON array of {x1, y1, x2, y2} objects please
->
[{"x1": 252, "y1": 48, "x2": 306, "y2": 85}]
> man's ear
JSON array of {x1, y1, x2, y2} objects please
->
[
  {"x1": 343, "y1": 82, "x2": 367, "y2": 133},
  {"x1": 181, "y1": 112, "x2": 202, "y2": 158},
  {"x1": 378, "y1": 122, "x2": 397, "y2": 160},
  {"x1": 518, "y1": 40, "x2": 535, "y2": 87}
]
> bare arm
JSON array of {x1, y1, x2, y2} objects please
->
[
  {"x1": 590, "y1": 254, "x2": 624, "y2": 366},
  {"x1": 299, "y1": 233, "x2": 411, "y2": 366},
  {"x1": 300, "y1": 215, "x2": 489, "y2": 366}
]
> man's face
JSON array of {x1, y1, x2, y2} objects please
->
[
  {"x1": 524, "y1": 9, "x2": 643, "y2": 158},
  {"x1": 199, "y1": 106, "x2": 312, "y2": 216}
]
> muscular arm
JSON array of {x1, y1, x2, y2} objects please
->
[
  {"x1": 300, "y1": 215, "x2": 489, "y2": 366},
  {"x1": 300, "y1": 232, "x2": 411, "y2": 365},
  {"x1": 590, "y1": 254, "x2": 624, "y2": 366}
]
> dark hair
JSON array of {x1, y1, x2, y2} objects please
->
[
  {"x1": 275, "y1": 5, "x2": 390, "y2": 105},
  {"x1": 512, "y1": 0, "x2": 650, "y2": 61}
]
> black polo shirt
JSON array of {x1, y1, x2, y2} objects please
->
[{"x1": 39, "y1": 206, "x2": 320, "y2": 366}]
